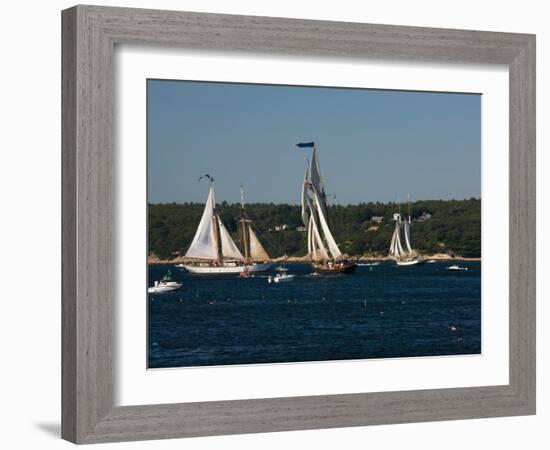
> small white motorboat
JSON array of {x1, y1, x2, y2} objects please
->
[
  {"x1": 268, "y1": 273, "x2": 296, "y2": 283},
  {"x1": 447, "y1": 264, "x2": 468, "y2": 271},
  {"x1": 148, "y1": 280, "x2": 182, "y2": 293},
  {"x1": 427, "y1": 260, "x2": 437, "y2": 264},
  {"x1": 275, "y1": 265, "x2": 289, "y2": 272},
  {"x1": 148, "y1": 271, "x2": 183, "y2": 293},
  {"x1": 357, "y1": 261, "x2": 381, "y2": 267}
]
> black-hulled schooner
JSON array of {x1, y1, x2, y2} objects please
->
[{"x1": 298, "y1": 142, "x2": 356, "y2": 274}]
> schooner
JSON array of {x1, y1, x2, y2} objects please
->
[
  {"x1": 298, "y1": 142, "x2": 356, "y2": 274},
  {"x1": 180, "y1": 176, "x2": 273, "y2": 274},
  {"x1": 389, "y1": 199, "x2": 424, "y2": 266}
]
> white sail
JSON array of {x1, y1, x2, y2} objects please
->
[
  {"x1": 307, "y1": 214, "x2": 313, "y2": 256},
  {"x1": 217, "y1": 216, "x2": 244, "y2": 260},
  {"x1": 248, "y1": 225, "x2": 270, "y2": 261},
  {"x1": 403, "y1": 218, "x2": 413, "y2": 254},
  {"x1": 301, "y1": 148, "x2": 328, "y2": 224},
  {"x1": 301, "y1": 169, "x2": 310, "y2": 227},
  {"x1": 389, "y1": 226, "x2": 397, "y2": 257},
  {"x1": 314, "y1": 191, "x2": 342, "y2": 259},
  {"x1": 309, "y1": 148, "x2": 324, "y2": 193},
  {"x1": 303, "y1": 174, "x2": 314, "y2": 258},
  {"x1": 313, "y1": 224, "x2": 330, "y2": 261},
  {"x1": 310, "y1": 207, "x2": 329, "y2": 261},
  {"x1": 185, "y1": 186, "x2": 218, "y2": 260},
  {"x1": 395, "y1": 223, "x2": 404, "y2": 257},
  {"x1": 308, "y1": 147, "x2": 328, "y2": 220},
  {"x1": 302, "y1": 145, "x2": 342, "y2": 262},
  {"x1": 389, "y1": 215, "x2": 405, "y2": 258}
]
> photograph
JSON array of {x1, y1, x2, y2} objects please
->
[{"x1": 147, "y1": 79, "x2": 482, "y2": 369}]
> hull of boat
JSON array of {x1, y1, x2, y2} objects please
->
[
  {"x1": 181, "y1": 262, "x2": 273, "y2": 274},
  {"x1": 274, "y1": 276, "x2": 294, "y2": 283},
  {"x1": 313, "y1": 262, "x2": 357, "y2": 274},
  {"x1": 447, "y1": 265, "x2": 468, "y2": 271},
  {"x1": 269, "y1": 274, "x2": 296, "y2": 283},
  {"x1": 147, "y1": 283, "x2": 182, "y2": 294},
  {"x1": 395, "y1": 259, "x2": 425, "y2": 266}
]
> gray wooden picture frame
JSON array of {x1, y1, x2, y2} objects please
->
[{"x1": 62, "y1": 5, "x2": 536, "y2": 444}]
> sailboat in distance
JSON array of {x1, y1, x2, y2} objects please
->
[
  {"x1": 298, "y1": 142, "x2": 356, "y2": 274},
  {"x1": 389, "y1": 197, "x2": 425, "y2": 266},
  {"x1": 179, "y1": 176, "x2": 273, "y2": 274}
]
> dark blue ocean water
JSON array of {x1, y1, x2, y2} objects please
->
[{"x1": 148, "y1": 261, "x2": 481, "y2": 368}]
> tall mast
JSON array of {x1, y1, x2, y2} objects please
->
[
  {"x1": 240, "y1": 185, "x2": 249, "y2": 261},
  {"x1": 312, "y1": 144, "x2": 328, "y2": 254},
  {"x1": 398, "y1": 197, "x2": 401, "y2": 217},
  {"x1": 314, "y1": 143, "x2": 328, "y2": 218},
  {"x1": 407, "y1": 193, "x2": 411, "y2": 223},
  {"x1": 204, "y1": 178, "x2": 220, "y2": 263}
]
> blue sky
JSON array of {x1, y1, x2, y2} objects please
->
[{"x1": 147, "y1": 79, "x2": 480, "y2": 205}]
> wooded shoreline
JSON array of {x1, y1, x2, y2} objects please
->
[
  {"x1": 148, "y1": 253, "x2": 481, "y2": 265},
  {"x1": 149, "y1": 199, "x2": 481, "y2": 261}
]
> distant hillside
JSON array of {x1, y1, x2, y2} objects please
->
[{"x1": 148, "y1": 198, "x2": 481, "y2": 260}]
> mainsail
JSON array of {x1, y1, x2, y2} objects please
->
[
  {"x1": 314, "y1": 191, "x2": 342, "y2": 258},
  {"x1": 185, "y1": 186, "x2": 218, "y2": 260},
  {"x1": 301, "y1": 145, "x2": 343, "y2": 261},
  {"x1": 239, "y1": 186, "x2": 271, "y2": 262},
  {"x1": 185, "y1": 181, "x2": 243, "y2": 261},
  {"x1": 389, "y1": 212, "x2": 415, "y2": 259},
  {"x1": 218, "y1": 216, "x2": 244, "y2": 260},
  {"x1": 248, "y1": 226, "x2": 270, "y2": 261},
  {"x1": 403, "y1": 217, "x2": 413, "y2": 253},
  {"x1": 309, "y1": 205, "x2": 330, "y2": 261}
]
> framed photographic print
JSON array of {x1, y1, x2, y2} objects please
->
[{"x1": 62, "y1": 5, "x2": 535, "y2": 444}]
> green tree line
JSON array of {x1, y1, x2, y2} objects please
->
[{"x1": 148, "y1": 198, "x2": 481, "y2": 259}]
